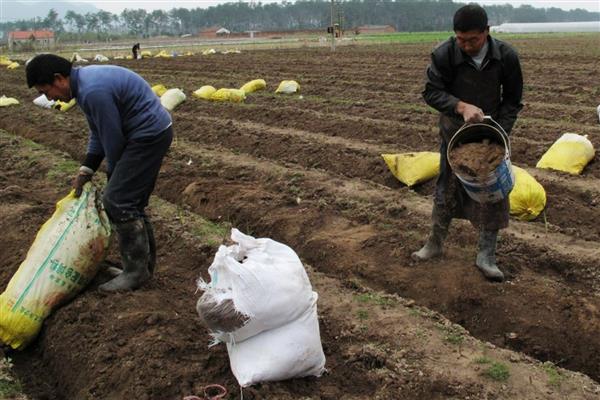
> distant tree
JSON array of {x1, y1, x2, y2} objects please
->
[
  {"x1": 170, "y1": 8, "x2": 192, "y2": 34},
  {"x1": 97, "y1": 10, "x2": 116, "y2": 35},
  {"x1": 121, "y1": 9, "x2": 147, "y2": 36},
  {"x1": 84, "y1": 12, "x2": 100, "y2": 37},
  {"x1": 146, "y1": 9, "x2": 170, "y2": 35},
  {"x1": 65, "y1": 11, "x2": 86, "y2": 34},
  {"x1": 43, "y1": 9, "x2": 63, "y2": 32}
]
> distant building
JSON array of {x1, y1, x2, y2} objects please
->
[
  {"x1": 198, "y1": 26, "x2": 231, "y2": 38},
  {"x1": 216, "y1": 27, "x2": 231, "y2": 36},
  {"x1": 355, "y1": 25, "x2": 396, "y2": 35},
  {"x1": 8, "y1": 30, "x2": 55, "y2": 51},
  {"x1": 491, "y1": 21, "x2": 600, "y2": 33}
]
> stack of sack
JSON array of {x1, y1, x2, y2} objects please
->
[{"x1": 196, "y1": 228, "x2": 326, "y2": 387}]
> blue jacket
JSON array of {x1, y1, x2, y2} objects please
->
[{"x1": 70, "y1": 65, "x2": 172, "y2": 172}]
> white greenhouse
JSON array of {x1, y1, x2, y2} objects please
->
[{"x1": 491, "y1": 21, "x2": 600, "y2": 33}]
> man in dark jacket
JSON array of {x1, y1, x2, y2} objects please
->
[
  {"x1": 412, "y1": 4, "x2": 523, "y2": 282},
  {"x1": 26, "y1": 54, "x2": 173, "y2": 291},
  {"x1": 132, "y1": 43, "x2": 140, "y2": 59}
]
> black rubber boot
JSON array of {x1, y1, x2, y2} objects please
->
[
  {"x1": 99, "y1": 219, "x2": 150, "y2": 291},
  {"x1": 411, "y1": 223, "x2": 449, "y2": 261},
  {"x1": 143, "y1": 217, "x2": 156, "y2": 276},
  {"x1": 476, "y1": 230, "x2": 504, "y2": 282}
]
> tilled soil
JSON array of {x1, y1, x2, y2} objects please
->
[{"x1": 1, "y1": 34, "x2": 600, "y2": 399}]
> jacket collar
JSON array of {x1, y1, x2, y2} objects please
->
[
  {"x1": 70, "y1": 67, "x2": 80, "y2": 99},
  {"x1": 452, "y1": 35, "x2": 501, "y2": 66}
]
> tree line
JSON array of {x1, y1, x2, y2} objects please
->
[{"x1": 2, "y1": 0, "x2": 598, "y2": 40}]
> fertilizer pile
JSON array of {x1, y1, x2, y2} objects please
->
[{"x1": 449, "y1": 140, "x2": 505, "y2": 177}]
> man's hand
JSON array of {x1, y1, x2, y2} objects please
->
[
  {"x1": 455, "y1": 101, "x2": 484, "y2": 123},
  {"x1": 73, "y1": 166, "x2": 94, "y2": 197}
]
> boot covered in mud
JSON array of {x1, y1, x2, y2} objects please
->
[
  {"x1": 143, "y1": 217, "x2": 156, "y2": 276},
  {"x1": 99, "y1": 218, "x2": 150, "y2": 291},
  {"x1": 411, "y1": 223, "x2": 448, "y2": 261},
  {"x1": 475, "y1": 230, "x2": 504, "y2": 282}
]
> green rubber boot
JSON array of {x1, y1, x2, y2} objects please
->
[
  {"x1": 475, "y1": 230, "x2": 504, "y2": 282},
  {"x1": 411, "y1": 224, "x2": 448, "y2": 261},
  {"x1": 99, "y1": 219, "x2": 150, "y2": 291}
]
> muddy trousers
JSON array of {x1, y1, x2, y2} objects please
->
[{"x1": 100, "y1": 128, "x2": 172, "y2": 290}]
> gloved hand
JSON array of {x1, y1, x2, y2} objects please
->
[{"x1": 73, "y1": 170, "x2": 93, "y2": 197}]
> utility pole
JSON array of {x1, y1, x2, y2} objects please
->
[{"x1": 330, "y1": 0, "x2": 336, "y2": 51}]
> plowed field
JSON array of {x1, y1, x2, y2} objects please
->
[{"x1": 1, "y1": 34, "x2": 600, "y2": 399}]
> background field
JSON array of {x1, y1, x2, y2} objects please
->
[{"x1": 1, "y1": 33, "x2": 600, "y2": 399}]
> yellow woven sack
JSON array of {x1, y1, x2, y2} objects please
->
[
  {"x1": 53, "y1": 98, "x2": 77, "y2": 112},
  {"x1": 193, "y1": 85, "x2": 217, "y2": 100},
  {"x1": 0, "y1": 56, "x2": 12, "y2": 66},
  {"x1": 0, "y1": 184, "x2": 111, "y2": 349},
  {"x1": 141, "y1": 50, "x2": 152, "y2": 58},
  {"x1": 275, "y1": 80, "x2": 300, "y2": 94},
  {"x1": 7, "y1": 62, "x2": 19, "y2": 69},
  {"x1": 0, "y1": 95, "x2": 19, "y2": 107},
  {"x1": 240, "y1": 79, "x2": 266, "y2": 94},
  {"x1": 382, "y1": 152, "x2": 440, "y2": 186},
  {"x1": 210, "y1": 88, "x2": 246, "y2": 103},
  {"x1": 536, "y1": 133, "x2": 595, "y2": 175},
  {"x1": 152, "y1": 84, "x2": 168, "y2": 97},
  {"x1": 154, "y1": 50, "x2": 171, "y2": 58},
  {"x1": 509, "y1": 166, "x2": 546, "y2": 221}
]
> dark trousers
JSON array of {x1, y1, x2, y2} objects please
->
[{"x1": 103, "y1": 127, "x2": 173, "y2": 223}]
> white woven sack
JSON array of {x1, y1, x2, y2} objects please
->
[
  {"x1": 160, "y1": 88, "x2": 186, "y2": 111},
  {"x1": 93, "y1": 54, "x2": 109, "y2": 62},
  {"x1": 226, "y1": 292, "x2": 326, "y2": 387},
  {"x1": 197, "y1": 228, "x2": 314, "y2": 343},
  {"x1": 33, "y1": 94, "x2": 55, "y2": 109}
]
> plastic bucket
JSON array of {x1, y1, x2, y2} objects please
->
[{"x1": 447, "y1": 117, "x2": 514, "y2": 204}]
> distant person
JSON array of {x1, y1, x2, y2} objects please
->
[
  {"x1": 132, "y1": 43, "x2": 140, "y2": 59},
  {"x1": 412, "y1": 4, "x2": 523, "y2": 282},
  {"x1": 26, "y1": 54, "x2": 173, "y2": 291}
]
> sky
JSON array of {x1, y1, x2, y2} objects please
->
[{"x1": 64, "y1": 0, "x2": 600, "y2": 14}]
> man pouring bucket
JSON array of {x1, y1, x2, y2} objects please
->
[{"x1": 412, "y1": 4, "x2": 523, "y2": 282}]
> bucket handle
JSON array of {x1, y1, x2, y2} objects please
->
[{"x1": 482, "y1": 116, "x2": 510, "y2": 156}]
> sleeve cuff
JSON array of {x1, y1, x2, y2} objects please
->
[
  {"x1": 82, "y1": 153, "x2": 104, "y2": 172},
  {"x1": 79, "y1": 165, "x2": 95, "y2": 175}
]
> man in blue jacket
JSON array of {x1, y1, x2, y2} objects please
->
[
  {"x1": 26, "y1": 54, "x2": 173, "y2": 291},
  {"x1": 412, "y1": 5, "x2": 523, "y2": 282}
]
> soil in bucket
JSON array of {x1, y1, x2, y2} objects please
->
[{"x1": 448, "y1": 139, "x2": 505, "y2": 178}]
